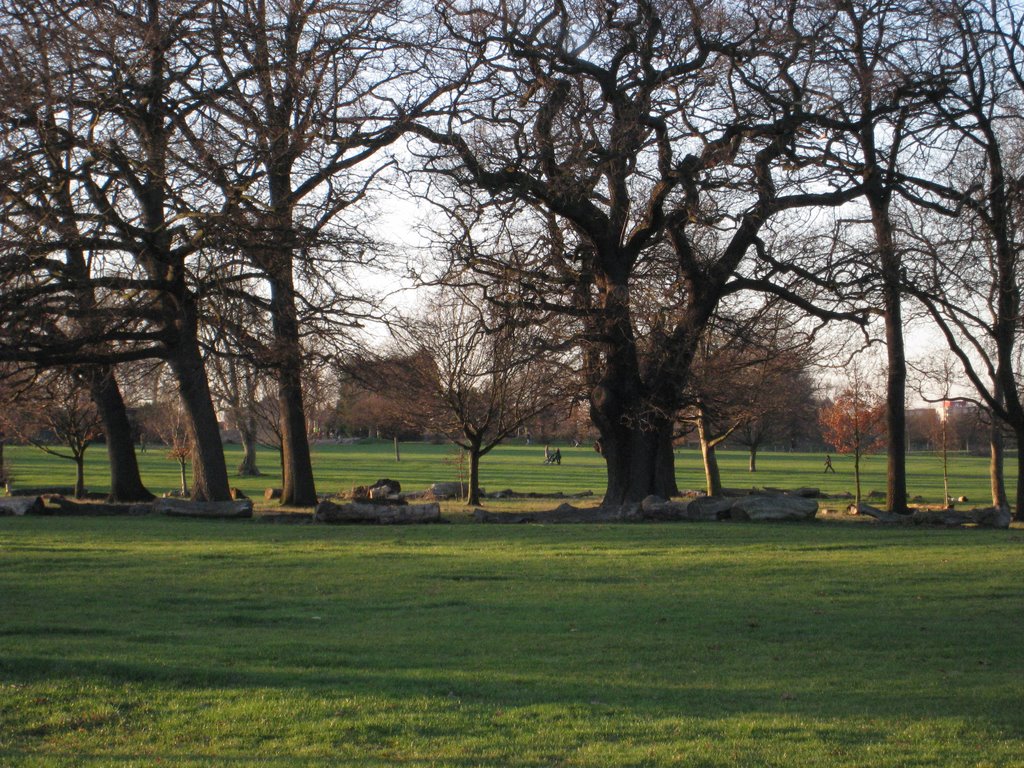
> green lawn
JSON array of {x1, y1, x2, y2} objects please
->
[
  {"x1": 1, "y1": 440, "x2": 1011, "y2": 508},
  {"x1": 2, "y1": 441, "x2": 1021, "y2": 764},
  {"x1": 1, "y1": 518, "x2": 1022, "y2": 766}
]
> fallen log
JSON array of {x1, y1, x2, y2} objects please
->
[
  {"x1": 912, "y1": 507, "x2": 1011, "y2": 529},
  {"x1": 5, "y1": 486, "x2": 76, "y2": 498},
  {"x1": 428, "y1": 481, "x2": 470, "y2": 499},
  {"x1": 473, "y1": 503, "x2": 628, "y2": 523},
  {"x1": 47, "y1": 497, "x2": 152, "y2": 516},
  {"x1": 721, "y1": 487, "x2": 757, "y2": 497},
  {"x1": 732, "y1": 495, "x2": 818, "y2": 522},
  {"x1": 792, "y1": 487, "x2": 821, "y2": 498},
  {"x1": 314, "y1": 500, "x2": 442, "y2": 524},
  {"x1": 485, "y1": 489, "x2": 596, "y2": 500},
  {"x1": 0, "y1": 496, "x2": 45, "y2": 516},
  {"x1": 154, "y1": 497, "x2": 253, "y2": 519},
  {"x1": 760, "y1": 486, "x2": 820, "y2": 498},
  {"x1": 639, "y1": 495, "x2": 731, "y2": 521},
  {"x1": 848, "y1": 503, "x2": 909, "y2": 524}
]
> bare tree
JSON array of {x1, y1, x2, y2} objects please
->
[
  {"x1": 898, "y1": 0, "x2": 1024, "y2": 517},
  {"x1": 0, "y1": 0, "x2": 233, "y2": 500},
  {"x1": 679, "y1": 304, "x2": 817, "y2": 493},
  {"x1": 177, "y1": 0, "x2": 459, "y2": 506},
  {"x1": 411, "y1": 0, "x2": 864, "y2": 506},
  {"x1": 208, "y1": 353, "x2": 266, "y2": 478},
  {"x1": 384, "y1": 292, "x2": 567, "y2": 506},
  {"x1": 143, "y1": 399, "x2": 195, "y2": 497},
  {"x1": 0, "y1": 1, "x2": 154, "y2": 501},
  {"x1": 0, "y1": 368, "x2": 103, "y2": 498},
  {"x1": 785, "y1": 0, "x2": 954, "y2": 515}
]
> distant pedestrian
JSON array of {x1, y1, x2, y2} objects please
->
[
  {"x1": 824, "y1": 454, "x2": 835, "y2": 473},
  {"x1": 554, "y1": 448, "x2": 561, "y2": 465},
  {"x1": 543, "y1": 445, "x2": 552, "y2": 463}
]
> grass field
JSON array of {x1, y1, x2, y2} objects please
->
[
  {"x1": 1, "y1": 518, "x2": 1022, "y2": 766},
  {"x1": 0, "y1": 439, "x2": 1013, "y2": 510},
  {"x1": 2, "y1": 442, "x2": 1022, "y2": 765}
]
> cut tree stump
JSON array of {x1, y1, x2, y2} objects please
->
[
  {"x1": 154, "y1": 498, "x2": 253, "y2": 519},
  {"x1": 264, "y1": 488, "x2": 282, "y2": 500},
  {"x1": 0, "y1": 496, "x2": 44, "y2": 516},
  {"x1": 314, "y1": 500, "x2": 442, "y2": 524}
]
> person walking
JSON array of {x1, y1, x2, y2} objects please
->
[{"x1": 824, "y1": 454, "x2": 835, "y2": 473}]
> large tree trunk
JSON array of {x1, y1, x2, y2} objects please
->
[
  {"x1": 872, "y1": 195, "x2": 909, "y2": 515},
  {"x1": 654, "y1": 423, "x2": 678, "y2": 498},
  {"x1": 87, "y1": 367, "x2": 153, "y2": 502},
  {"x1": 267, "y1": 265, "x2": 317, "y2": 507},
  {"x1": 277, "y1": 363, "x2": 316, "y2": 506},
  {"x1": 882, "y1": 290, "x2": 908, "y2": 514},
  {"x1": 598, "y1": 420, "x2": 677, "y2": 506},
  {"x1": 166, "y1": 343, "x2": 231, "y2": 502},
  {"x1": 589, "y1": 276, "x2": 678, "y2": 507},
  {"x1": 466, "y1": 442, "x2": 482, "y2": 506}
]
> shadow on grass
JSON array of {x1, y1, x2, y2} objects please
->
[
  {"x1": 3, "y1": 516, "x2": 1022, "y2": 767},
  {"x1": 0, "y1": 628, "x2": 1009, "y2": 725}
]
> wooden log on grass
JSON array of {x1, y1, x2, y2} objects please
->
[
  {"x1": 912, "y1": 507, "x2": 1011, "y2": 529},
  {"x1": 0, "y1": 496, "x2": 45, "y2": 516},
  {"x1": 48, "y1": 497, "x2": 153, "y2": 516},
  {"x1": 5, "y1": 486, "x2": 76, "y2": 498},
  {"x1": 760, "y1": 486, "x2": 820, "y2": 499},
  {"x1": 639, "y1": 495, "x2": 732, "y2": 521},
  {"x1": 473, "y1": 503, "x2": 627, "y2": 523},
  {"x1": 848, "y1": 503, "x2": 909, "y2": 524},
  {"x1": 731, "y1": 495, "x2": 819, "y2": 522},
  {"x1": 155, "y1": 497, "x2": 253, "y2": 519},
  {"x1": 314, "y1": 500, "x2": 442, "y2": 524}
]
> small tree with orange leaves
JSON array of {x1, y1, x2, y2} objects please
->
[{"x1": 820, "y1": 380, "x2": 887, "y2": 507}]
